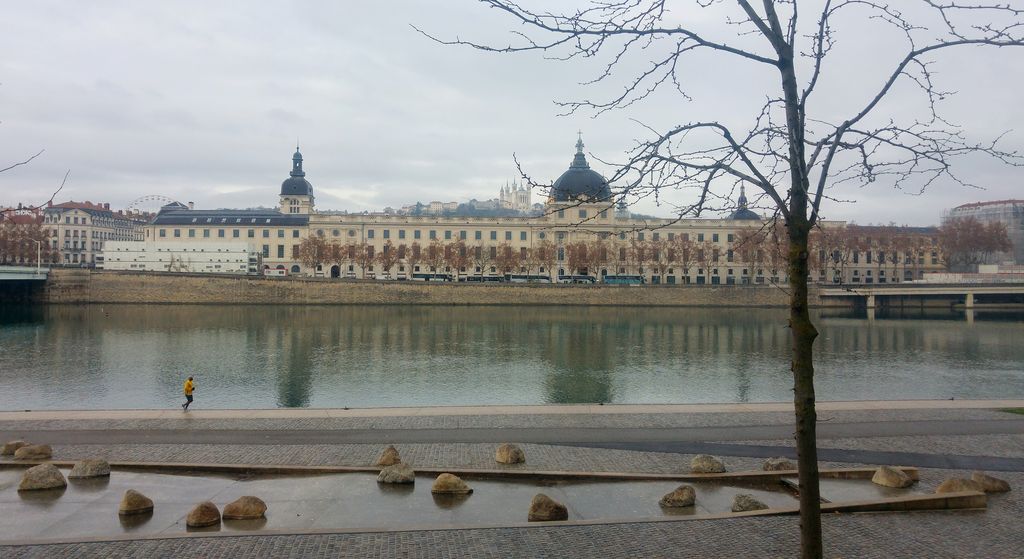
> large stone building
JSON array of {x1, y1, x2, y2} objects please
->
[
  {"x1": 135, "y1": 139, "x2": 944, "y2": 284},
  {"x1": 42, "y1": 201, "x2": 147, "y2": 266},
  {"x1": 945, "y1": 199, "x2": 1023, "y2": 265}
]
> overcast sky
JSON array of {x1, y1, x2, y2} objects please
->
[{"x1": 1, "y1": 1, "x2": 1021, "y2": 225}]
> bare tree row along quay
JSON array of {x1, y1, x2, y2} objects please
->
[{"x1": 293, "y1": 220, "x2": 1000, "y2": 284}]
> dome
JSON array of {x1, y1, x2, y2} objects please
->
[
  {"x1": 280, "y1": 146, "x2": 313, "y2": 196},
  {"x1": 728, "y1": 186, "x2": 761, "y2": 220},
  {"x1": 551, "y1": 136, "x2": 612, "y2": 203},
  {"x1": 281, "y1": 176, "x2": 313, "y2": 196}
]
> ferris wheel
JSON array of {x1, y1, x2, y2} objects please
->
[{"x1": 125, "y1": 195, "x2": 182, "y2": 213}]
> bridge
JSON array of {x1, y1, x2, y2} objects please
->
[
  {"x1": 0, "y1": 265, "x2": 49, "y2": 281},
  {"x1": 819, "y1": 283, "x2": 1024, "y2": 310}
]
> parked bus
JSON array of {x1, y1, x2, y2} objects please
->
[
  {"x1": 603, "y1": 274, "x2": 645, "y2": 285},
  {"x1": 411, "y1": 272, "x2": 453, "y2": 282},
  {"x1": 462, "y1": 275, "x2": 504, "y2": 283},
  {"x1": 506, "y1": 274, "x2": 552, "y2": 283},
  {"x1": 557, "y1": 275, "x2": 596, "y2": 284}
]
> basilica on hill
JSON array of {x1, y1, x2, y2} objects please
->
[{"x1": 109, "y1": 137, "x2": 942, "y2": 285}]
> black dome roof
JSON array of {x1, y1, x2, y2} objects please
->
[
  {"x1": 729, "y1": 208, "x2": 761, "y2": 220},
  {"x1": 728, "y1": 186, "x2": 761, "y2": 220},
  {"x1": 552, "y1": 137, "x2": 612, "y2": 202},
  {"x1": 281, "y1": 176, "x2": 313, "y2": 196},
  {"x1": 280, "y1": 146, "x2": 313, "y2": 197}
]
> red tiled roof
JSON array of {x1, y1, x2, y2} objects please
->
[{"x1": 51, "y1": 200, "x2": 110, "y2": 211}]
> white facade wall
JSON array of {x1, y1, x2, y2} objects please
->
[{"x1": 99, "y1": 241, "x2": 258, "y2": 274}]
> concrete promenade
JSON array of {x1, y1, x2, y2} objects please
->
[{"x1": 2, "y1": 400, "x2": 1023, "y2": 558}]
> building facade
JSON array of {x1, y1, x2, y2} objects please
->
[
  {"x1": 100, "y1": 241, "x2": 258, "y2": 274},
  {"x1": 134, "y1": 140, "x2": 944, "y2": 283},
  {"x1": 42, "y1": 201, "x2": 146, "y2": 266},
  {"x1": 945, "y1": 199, "x2": 1024, "y2": 265}
]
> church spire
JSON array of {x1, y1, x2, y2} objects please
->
[{"x1": 738, "y1": 184, "x2": 748, "y2": 208}]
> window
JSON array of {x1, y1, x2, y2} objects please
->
[
  {"x1": 444, "y1": 230, "x2": 452, "y2": 240},
  {"x1": 159, "y1": 229, "x2": 166, "y2": 237},
  {"x1": 278, "y1": 229, "x2": 284, "y2": 238},
  {"x1": 557, "y1": 210, "x2": 565, "y2": 218},
  {"x1": 505, "y1": 231, "x2": 512, "y2": 241},
  {"x1": 399, "y1": 230, "x2": 406, "y2": 239},
  {"x1": 233, "y1": 230, "x2": 240, "y2": 238},
  {"x1": 460, "y1": 230, "x2": 467, "y2": 240},
  {"x1": 520, "y1": 231, "x2": 527, "y2": 241},
  {"x1": 475, "y1": 231, "x2": 482, "y2": 240},
  {"x1": 173, "y1": 229, "x2": 181, "y2": 238},
  {"x1": 262, "y1": 245, "x2": 269, "y2": 257},
  {"x1": 292, "y1": 230, "x2": 300, "y2": 238},
  {"x1": 414, "y1": 230, "x2": 421, "y2": 240},
  {"x1": 653, "y1": 233, "x2": 660, "y2": 241},
  {"x1": 578, "y1": 209, "x2": 587, "y2": 218},
  {"x1": 490, "y1": 231, "x2": 497, "y2": 240},
  {"x1": 218, "y1": 229, "x2": 225, "y2": 238},
  {"x1": 277, "y1": 245, "x2": 285, "y2": 258},
  {"x1": 383, "y1": 230, "x2": 390, "y2": 239},
  {"x1": 203, "y1": 230, "x2": 210, "y2": 238},
  {"x1": 557, "y1": 232, "x2": 565, "y2": 241},
  {"x1": 263, "y1": 230, "x2": 269, "y2": 238},
  {"x1": 292, "y1": 245, "x2": 300, "y2": 258},
  {"x1": 539, "y1": 232, "x2": 546, "y2": 240},
  {"x1": 429, "y1": 230, "x2": 437, "y2": 240},
  {"x1": 698, "y1": 233, "x2": 705, "y2": 242},
  {"x1": 727, "y1": 234, "x2": 734, "y2": 242},
  {"x1": 557, "y1": 247, "x2": 565, "y2": 261},
  {"x1": 368, "y1": 230, "x2": 375, "y2": 239},
  {"x1": 248, "y1": 229, "x2": 255, "y2": 238},
  {"x1": 638, "y1": 232, "x2": 645, "y2": 241}
]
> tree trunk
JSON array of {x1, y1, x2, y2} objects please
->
[
  {"x1": 777, "y1": 38, "x2": 824, "y2": 558},
  {"x1": 788, "y1": 217, "x2": 822, "y2": 559}
]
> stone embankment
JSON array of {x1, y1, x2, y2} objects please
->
[{"x1": 42, "y1": 269, "x2": 841, "y2": 307}]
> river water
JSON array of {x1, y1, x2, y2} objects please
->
[{"x1": 0, "y1": 305, "x2": 1021, "y2": 410}]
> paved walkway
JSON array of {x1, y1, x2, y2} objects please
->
[{"x1": 1, "y1": 401, "x2": 1022, "y2": 558}]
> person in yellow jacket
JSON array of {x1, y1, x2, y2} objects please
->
[{"x1": 182, "y1": 376, "x2": 195, "y2": 411}]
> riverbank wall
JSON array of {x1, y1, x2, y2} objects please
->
[{"x1": 39, "y1": 269, "x2": 847, "y2": 307}]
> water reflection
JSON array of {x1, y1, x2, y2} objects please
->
[{"x1": 0, "y1": 304, "x2": 1021, "y2": 409}]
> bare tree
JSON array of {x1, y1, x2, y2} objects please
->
[
  {"x1": 446, "y1": 239, "x2": 470, "y2": 280},
  {"x1": 672, "y1": 234, "x2": 696, "y2": 283},
  {"x1": 376, "y1": 240, "x2": 400, "y2": 278},
  {"x1": 470, "y1": 243, "x2": 492, "y2": 278},
  {"x1": 427, "y1": 239, "x2": 448, "y2": 275},
  {"x1": 535, "y1": 238, "x2": 557, "y2": 279},
  {"x1": 648, "y1": 238, "x2": 671, "y2": 283},
  {"x1": 493, "y1": 242, "x2": 519, "y2": 275},
  {"x1": 422, "y1": 4, "x2": 1024, "y2": 555},
  {"x1": 353, "y1": 242, "x2": 375, "y2": 278},
  {"x1": 586, "y1": 237, "x2": 609, "y2": 278},
  {"x1": 564, "y1": 240, "x2": 589, "y2": 275},
  {"x1": 938, "y1": 216, "x2": 1012, "y2": 271},
  {"x1": 298, "y1": 235, "x2": 330, "y2": 272}
]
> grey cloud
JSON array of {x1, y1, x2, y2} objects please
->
[{"x1": 1, "y1": 1, "x2": 1020, "y2": 224}]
